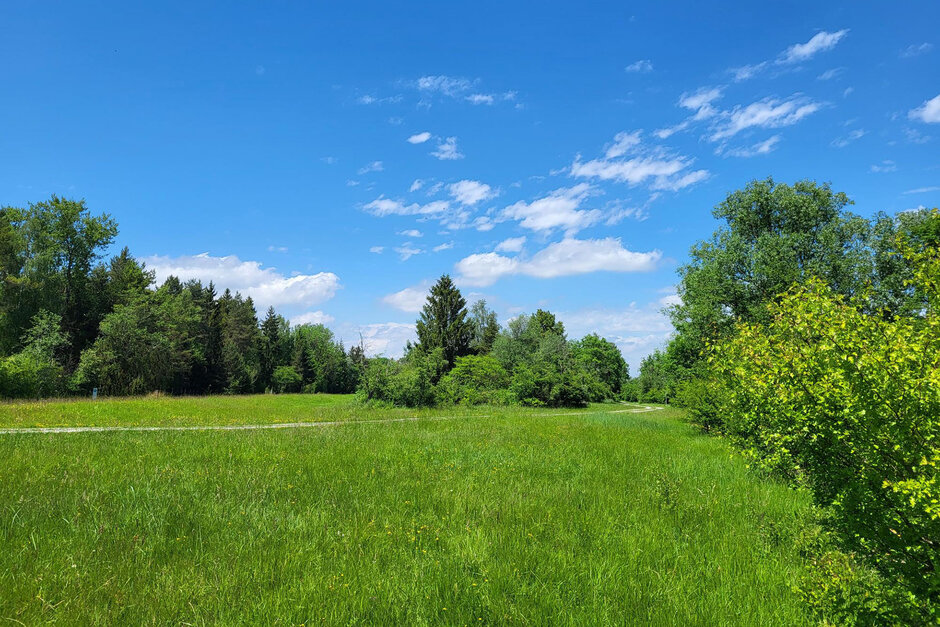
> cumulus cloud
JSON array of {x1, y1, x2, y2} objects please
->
[
  {"x1": 432, "y1": 136, "x2": 464, "y2": 160},
  {"x1": 382, "y1": 284, "x2": 429, "y2": 312},
  {"x1": 495, "y1": 236, "x2": 527, "y2": 253},
  {"x1": 291, "y1": 311, "x2": 335, "y2": 326},
  {"x1": 455, "y1": 237, "x2": 661, "y2": 287},
  {"x1": 448, "y1": 179, "x2": 496, "y2": 205},
  {"x1": 407, "y1": 132, "x2": 432, "y2": 144},
  {"x1": 625, "y1": 59, "x2": 653, "y2": 73},
  {"x1": 570, "y1": 131, "x2": 707, "y2": 191},
  {"x1": 501, "y1": 184, "x2": 601, "y2": 234},
  {"x1": 709, "y1": 96, "x2": 820, "y2": 141},
  {"x1": 344, "y1": 322, "x2": 416, "y2": 357},
  {"x1": 909, "y1": 94, "x2": 940, "y2": 124},
  {"x1": 144, "y1": 253, "x2": 340, "y2": 310}
]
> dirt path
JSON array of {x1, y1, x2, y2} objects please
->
[{"x1": 0, "y1": 405, "x2": 663, "y2": 436}]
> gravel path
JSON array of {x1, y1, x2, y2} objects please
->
[{"x1": 0, "y1": 405, "x2": 663, "y2": 436}]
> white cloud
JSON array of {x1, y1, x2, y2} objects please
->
[
  {"x1": 817, "y1": 67, "x2": 843, "y2": 80},
  {"x1": 144, "y1": 253, "x2": 340, "y2": 310},
  {"x1": 495, "y1": 236, "x2": 527, "y2": 253},
  {"x1": 415, "y1": 75, "x2": 472, "y2": 96},
  {"x1": 394, "y1": 245, "x2": 423, "y2": 260},
  {"x1": 903, "y1": 186, "x2": 940, "y2": 194},
  {"x1": 909, "y1": 94, "x2": 940, "y2": 124},
  {"x1": 625, "y1": 59, "x2": 653, "y2": 73},
  {"x1": 779, "y1": 30, "x2": 848, "y2": 64},
  {"x1": 501, "y1": 184, "x2": 602, "y2": 234},
  {"x1": 399, "y1": 229, "x2": 423, "y2": 238},
  {"x1": 869, "y1": 160, "x2": 897, "y2": 173},
  {"x1": 433, "y1": 242, "x2": 454, "y2": 252},
  {"x1": 357, "y1": 161, "x2": 384, "y2": 174},
  {"x1": 466, "y1": 93, "x2": 495, "y2": 105},
  {"x1": 710, "y1": 96, "x2": 821, "y2": 141},
  {"x1": 346, "y1": 180, "x2": 360, "y2": 187},
  {"x1": 369, "y1": 246, "x2": 384, "y2": 254},
  {"x1": 431, "y1": 137, "x2": 464, "y2": 160},
  {"x1": 291, "y1": 311, "x2": 335, "y2": 326},
  {"x1": 364, "y1": 198, "x2": 450, "y2": 217},
  {"x1": 730, "y1": 62, "x2": 768, "y2": 82},
  {"x1": 455, "y1": 237, "x2": 661, "y2": 287},
  {"x1": 680, "y1": 87, "x2": 723, "y2": 119},
  {"x1": 407, "y1": 132, "x2": 432, "y2": 144},
  {"x1": 604, "y1": 131, "x2": 643, "y2": 158},
  {"x1": 730, "y1": 29, "x2": 848, "y2": 81},
  {"x1": 722, "y1": 135, "x2": 781, "y2": 158},
  {"x1": 831, "y1": 128, "x2": 866, "y2": 148},
  {"x1": 267, "y1": 245, "x2": 288, "y2": 253},
  {"x1": 558, "y1": 302, "x2": 674, "y2": 370},
  {"x1": 382, "y1": 284, "x2": 428, "y2": 312},
  {"x1": 448, "y1": 179, "x2": 496, "y2": 205},
  {"x1": 355, "y1": 323, "x2": 416, "y2": 357},
  {"x1": 901, "y1": 42, "x2": 934, "y2": 58},
  {"x1": 409, "y1": 179, "x2": 424, "y2": 192}
]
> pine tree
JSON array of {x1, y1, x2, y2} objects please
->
[{"x1": 415, "y1": 274, "x2": 471, "y2": 369}]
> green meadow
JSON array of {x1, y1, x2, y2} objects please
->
[{"x1": 1, "y1": 396, "x2": 819, "y2": 625}]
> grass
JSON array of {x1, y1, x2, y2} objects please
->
[{"x1": 0, "y1": 396, "x2": 820, "y2": 625}]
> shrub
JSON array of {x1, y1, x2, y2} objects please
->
[
  {"x1": 271, "y1": 366, "x2": 302, "y2": 393},
  {"x1": 707, "y1": 270, "x2": 940, "y2": 617},
  {"x1": 436, "y1": 355, "x2": 510, "y2": 406}
]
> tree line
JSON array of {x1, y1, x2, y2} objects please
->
[
  {"x1": 637, "y1": 179, "x2": 938, "y2": 622},
  {"x1": 0, "y1": 196, "x2": 629, "y2": 406},
  {"x1": 0, "y1": 196, "x2": 361, "y2": 398}
]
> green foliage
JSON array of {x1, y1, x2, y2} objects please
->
[
  {"x1": 270, "y1": 365, "x2": 302, "y2": 394},
  {"x1": 572, "y1": 333, "x2": 628, "y2": 400},
  {"x1": 468, "y1": 299, "x2": 499, "y2": 354},
  {"x1": 704, "y1": 251, "x2": 940, "y2": 617},
  {"x1": 358, "y1": 349, "x2": 447, "y2": 407},
  {"x1": 436, "y1": 354, "x2": 511, "y2": 405},
  {"x1": 415, "y1": 275, "x2": 472, "y2": 370}
]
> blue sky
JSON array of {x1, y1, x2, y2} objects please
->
[{"x1": 1, "y1": 1, "x2": 938, "y2": 369}]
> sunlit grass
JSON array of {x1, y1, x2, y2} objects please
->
[{"x1": 0, "y1": 399, "x2": 817, "y2": 624}]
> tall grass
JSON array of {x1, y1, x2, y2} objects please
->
[{"x1": 0, "y1": 400, "x2": 817, "y2": 624}]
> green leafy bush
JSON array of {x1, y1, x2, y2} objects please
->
[
  {"x1": 705, "y1": 233, "x2": 940, "y2": 618},
  {"x1": 436, "y1": 355, "x2": 511, "y2": 406},
  {"x1": 270, "y1": 365, "x2": 302, "y2": 393}
]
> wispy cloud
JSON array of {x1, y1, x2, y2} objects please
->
[
  {"x1": 721, "y1": 135, "x2": 781, "y2": 158},
  {"x1": 831, "y1": 128, "x2": 866, "y2": 148},
  {"x1": 731, "y1": 29, "x2": 848, "y2": 80},
  {"x1": 900, "y1": 42, "x2": 933, "y2": 58},
  {"x1": 398, "y1": 229, "x2": 423, "y2": 238},
  {"x1": 903, "y1": 186, "x2": 940, "y2": 194},
  {"x1": 710, "y1": 96, "x2": 821, "y2": 140},
  {"x1": 357, "y1": 160, "x2": 384, "y2": 175},
  {"x1": 869, "y1": 160, "x2": 897, "y2": 173},
  {"x1": 625, "y1": 59, "x2": 653, "y2": 73},
  {"x1": 501, "y1": 184, "x2": 601, "y2": 235}
]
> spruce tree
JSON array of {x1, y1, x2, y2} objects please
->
[{"x1": 415, "y1": 274, "x2": 471, "y2": 369}]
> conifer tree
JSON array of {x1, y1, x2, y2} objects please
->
[{"x1": 415, "y1": 274, "x2": 471, "y2": 369}]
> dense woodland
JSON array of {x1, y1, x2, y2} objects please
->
[
  {"x1": 0, "y1": 196, "x2": 627, "y2": 406},
  {"x1": 2, "y1": 182, "x2": 939, "y2": 619}
]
